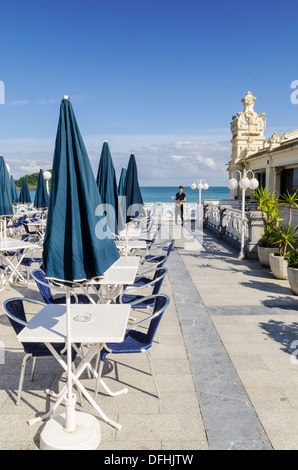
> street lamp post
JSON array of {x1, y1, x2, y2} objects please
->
[
  {"x1": 228, "y1": 169, "x2": 259, "y2": 259},
  {"x1": 43, "y1": 170, "x2": 51, "y2": 194},
  {"x1": 191, "y1": 179, "x2": 209, "y2": 228}
]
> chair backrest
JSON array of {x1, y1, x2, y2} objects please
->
[
  {"x1": 147, "y1": 217, "x2": 154, "y2": 233},
  {"x1": 147, "y1": 294, "x2": 169, "y2": 344},
  {"x1": 3, "y1": 298, "x2": 27, "y2": 336},
  {"x1": 151, "y1": 240, "x2": 174, "y2": 268},
  {"x1": 18, "y1": 215, "x2": 27, "y2": 226},
  {"x1": 166, "y1": 240, "x2": 174, "y2": 257},
  {"x1": 3, "y1": 297, "x2": 70, "y2": 357},
  {"x1": 21, "y1": 221, "x2": 31, "y2": 234},
  {"x1": 152, "y1": 268, "x2": 167, "y2": 295},
  {"x1": 130, "y1": 294, "x2": 169, "y2": 347},
  {"x1": 148, "y1": 227, "x2": 161, "y2": 252},
  {"x1": 31, "y1": 269, "x2": 53, "y2": 303}
]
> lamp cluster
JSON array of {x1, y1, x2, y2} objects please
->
[
  {"x1": 191, "y1": 181, "x2": 209, "y2": 191},
  {"x1": 228, "y1": 172, "x2": 259, "y2": 191}
]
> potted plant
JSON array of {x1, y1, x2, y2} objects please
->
[
  {"x1": 269, "y1": 225, "x2": 298, "y2": 279},
  {"x1": 257, "y1": 226, "x2": 280, "y2": 267},
  {"x1": 285, "y1": 250, "x2": 298, "y2": 294},
  {"x1": 253, "y1": 187, "x2": 281, "y2": 267},
  {"x1": 269, "y1": 190, "x2": 298, "y2": 280}
]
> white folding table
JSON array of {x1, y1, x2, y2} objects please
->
[
  {"x1": 18, "y1": 302, "x2": 131, "y2": 430},
  {"x1": 0, "y1": 237, "x2": 38, "y2": 288},
  {"x1": 118, "y1": 227, "x2": 141, "y2": 239},
  {"x1": 116, "y1": 239, "x2": 146, "y2": 256},
  {"x1": 88, "y1": 256, "x2": 140, "y2": 303}
]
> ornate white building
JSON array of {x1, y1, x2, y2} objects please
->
[{"x1": 227, "y1": 91, "x2": 298, "y2": 198}]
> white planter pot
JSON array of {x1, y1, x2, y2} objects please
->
[
  {"x1": 269, "y1": 253, "x2": 288, "y2": 280},
  {"x1": 287, "y1": 267, "x2": 298, "y2": 295},
  {"x1": 257, "y1": 246, "x2": 279, "y2": 268}
]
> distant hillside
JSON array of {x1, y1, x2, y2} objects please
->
[{"x1": 15, "y1": 170, "x2": 51, "y2": 190}]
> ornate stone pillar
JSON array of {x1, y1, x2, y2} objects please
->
[{"x1": 227, "y1": 91, "x2": 266, "y2": 198}]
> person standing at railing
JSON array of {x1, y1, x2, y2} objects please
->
[{"x1": 172, "y1": 186, "x2": 186, "y2": 225}]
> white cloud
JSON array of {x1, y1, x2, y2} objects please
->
[
  {"x1": 10, "y1": 100, "x2": 30, "y2": 106},
  {"x1": 197, "y1": 155, "x2": 217, "y2": 169},
  {"x1": 37, "y1": 97, "x2": 60, "y2": 105},
  {"x1": 170, "y1": 155, "x2": 190, "y2": 160},
  {"x1": 170, "y1": 154, "x2": 217, "y2": 169},
  {"x1": 0, "y1": 131, "x2": 230, "y2": 184}
]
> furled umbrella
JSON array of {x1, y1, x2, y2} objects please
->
[
  {"x1": 124, "y1": 153, "x2": 144, "y2": 223},
  {"x1": 117, "y1": 167, "x2": 127, "y2": 233},
  {"x1": 41, "y1": 96, "x2": 120, "y2": 447},
  {"x1": 34, "y1": 169, "x2": 49, "y2": 209},
  {"x1": 96, "y1": 141, "x2": 119, "y2": 235},
  {"x1": 10, "y1": 176, "x2": 18, "y2": 203},
  {"x1": 0, "y1": 156, "x2": 13, "y2": 236},
  {"x1": 118, "y1": 167, "x2": 126, "y2": 196},
  {"x1": 0, "y1": 156, "x2": 13, "y2": 215},
  {"x1": 19, "y1": 177, "x2": 31, "y2": 203}
]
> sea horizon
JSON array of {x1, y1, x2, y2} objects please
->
[{"x1": 21, "y1": 185, "x2": 230, "y2": 204}]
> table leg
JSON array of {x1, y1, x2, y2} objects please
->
[
  {"x1": 28, "y1": 342, "x2": 123, "y2": 430},
  {"x1": 0, "y1": 252, "x2": 26, "y2": 289}
]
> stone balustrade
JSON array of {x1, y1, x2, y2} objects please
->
[
  {"x1": 143, "y1": 201, "x2": 264, "y2": 259},
  {"x1": 203, "y1": 202, "x2": 264, "y2": 259}
]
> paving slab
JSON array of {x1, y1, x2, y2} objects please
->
[
  {"x1": 169, "y1": 221, "x2": 298, "y2": 450},
  {"x1": 2, "y1": 221, "x2": 298, "y2": 450},
  {"x1": 0, "y1": 256, "x2": 207, "y2": 450}
]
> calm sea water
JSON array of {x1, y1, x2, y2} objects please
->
[
  {"x1": 140, "y1": 186, "x2": 230, "y2": 203},
  {"x1": 21, "y1": 186, "x2": 230, "y2": 204}
]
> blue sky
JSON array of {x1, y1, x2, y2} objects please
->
[{"x1": 1, "y1": 0, "x2": 298, "y2": 184}]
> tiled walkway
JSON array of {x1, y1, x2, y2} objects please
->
[
  {"x1": 172, "y1": 221, "x2": 298, "y2": 450},
  {"x1": 1, "y1": 221, "x2": 298, "y2": 449}
]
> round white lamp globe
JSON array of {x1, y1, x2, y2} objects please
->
[
  {"x1": 191, "y1": 182, "x2": 197, "y2": 190},
  {"x1": 228, "y1": 178, "x2": 238, "y2": 190},
  {"x1": 249, "y1": 178, "x2": 259, "y2": 190},
  {"x1": 239, "y1": 177, "x2": 251, "y2": 190},
  {"x1": 43, "y1": 171, "x2": 51, "y2": 181},
  {"x1": 197, "y1": 183, "x2": 203, "y2": 190},
  {"x1": 203, "y1": 183, "x2": 209, "y2": 190}
]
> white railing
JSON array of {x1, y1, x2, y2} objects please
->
[
  {"x1": 204, "y1": 203, "x2": 248, "y2": 243},
  {"x1": 145, "y1": 202, "x2": 198, "y2": 220},
  {"x1": 224, "y1": 207, "x2": 249, "y2": 242},
  {"x1": 143, "y1": 200, "x2": 263, "y2": 259},
  {"x1": 208, "y1": 204, "x2": 221, "y2": 229}
]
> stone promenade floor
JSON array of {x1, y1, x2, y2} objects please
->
[{"x1": 1, "y1": 221, "x2": 298, "y2": 449}]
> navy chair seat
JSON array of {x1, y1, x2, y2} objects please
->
[
  {"x1": 117, "y1": 268, "x2": 167, "y2": 307},
  {"x1": 49, "y1": 294, "x2": 91, "y2": 305},
  {"x1": 102, "y1": 329, "x2": 149, "y2": 356},
  {"x1": 31, "y1": 269, "x2": 92, "y2": 305},
  {"x1": 3, "y1": 297, "x2": 80, "y2": 406},
  {"x1": 116, "y1": 293, "x2": 156, "y2": 308},
  {"x1": 94, "y1": 294, "x2": 170, "y2": 400}
]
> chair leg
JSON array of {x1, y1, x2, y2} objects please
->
[
  {"x1": 16, "y1": 353, "x2": 32, "y2": 406},
  {"x1": 94, "y1": 350, "x2": 100, "y2": 374},
  {"x1": 30, "y1": 357, "x2": 37, "y2": 381},
  {"x1": 81, "y1": 345, "x2": 91, "y2": 379},
  {"x1": 94, "y1": 358, "x2": 104, "y2": 400},
  {"x1": 72, "y1": 363, "x2": 84, "y2": 407},
  {"x1": 143, "y1": 349, "x2": 161, "y2": 399}
]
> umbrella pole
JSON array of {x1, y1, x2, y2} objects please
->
[
  {"x1": 125, "y1": 223, "x2": 128, "y2": 257},
  {"x1": 39, "y1": 284, "x2": 101, "y2": 449},
  {"x1": 64, "y1": 286, "x2": 76, "y2": 433}
]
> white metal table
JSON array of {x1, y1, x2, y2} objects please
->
[
  {"x1": 88, "y1": 256, "x2": 140, "y2": 303},
  {"x1": 118, "y1": 227, "x2": 141, "y2": 239},
  {"x1": 18, "y1": 302, "x2": 131, "y2": 430},
  {"x1": 116, "y1": 239, "x2": 146, "y2": 256},
  {"x1": 0, "y1": 237, "x2": 38, "y2": 288}
]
